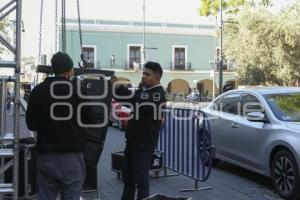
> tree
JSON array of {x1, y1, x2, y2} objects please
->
[
  {"x1": 199, "y1": 0, "x2": 300, "y2": 86},
  {"x1": 223, "y1": 4, "x2": 300, "y2": 85},
  {"x1": 272, "y1": 4, "x2": 300, "y2": 85},
  {"x1": 224, "y1": 9, "x2": 277, "y2": 85},
  {"x1": 199, "y1": 0, "x2": 271, "y2": 16},
  {"x1": 0, "y1": 19, "x2": 11, "y2": 56}
]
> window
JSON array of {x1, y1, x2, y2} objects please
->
[
  {"x1": 174, "y1": 47, "x2": 185, "y2": 70},
  {"x1": 82, "y1": 47, "x2": 95, "y2": 68},
  {"x1": 240, "y1": 94, "x2": 263, "y2": 116},
  {"x1": 129, "y1": 46, "x2": 141, "y2": 69},
  {"x1": 219, "y1": 93, "x2": 241, "y2": 115}
]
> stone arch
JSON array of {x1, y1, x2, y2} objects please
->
[
  {"x1": 197, "y1": 79, "x2": 217, "y2": 98},
  {"x1": 167, "y1": 79, "x2": 190, "y2": 101},
  {"x1": 167, "y1": 79, "x2": 190, "y2": 94}
]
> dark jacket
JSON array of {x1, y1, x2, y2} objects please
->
[
  {"x1": 26, "y1": 77, "x2": 94, "y2": 153},
  {"x1": 114, "y1": 85, "x2": 166, "y2": 149}
]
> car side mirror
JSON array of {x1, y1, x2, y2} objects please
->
[{"x1": 246, "y1": 112, "x2": 268, "y2": 123}]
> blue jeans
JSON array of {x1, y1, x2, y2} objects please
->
[
  {"x1": 37, "y1": 153, "x2": 85, "y2": 200},
  {"x1": 121, "y1": 145, "x2": 153, "y2": 200}
]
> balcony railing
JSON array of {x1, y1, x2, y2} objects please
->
[
  {"x1": 210, "y1": 60, "x2": 235, "y2": 72},
  {"x1": 169, "y1": 62, "x2": 192, "y2": 71}
]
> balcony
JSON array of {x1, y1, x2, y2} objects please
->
[
  {"x1": 169, "y1": 62, "x2": 192, "y2": 71},
  {"x1": 211, "y1": 60, "x2": 235, "y2": 72}
]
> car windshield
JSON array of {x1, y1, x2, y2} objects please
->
[{"x1": 265, "y1": 93, "x2": 300, "y2": 122}]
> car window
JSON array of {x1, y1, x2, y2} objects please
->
[
  {"x1": 211, "y1": 96, "x2": 221, "y2": 110},
  {"x1": 240, "y1": 94, "x2": 263, "y2": 116},
  {"x1": 265, "y1": 93, "x2": 300, "y2": 122},
  {"x1": 219, "y1": 93, "x2": 241, "y2": 115}
]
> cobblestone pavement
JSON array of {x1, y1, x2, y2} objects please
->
[
  {"x1": 93, "y1": 127, "x2": 283, "y2": 200},
  {"x1": 5, "y1": 115, "x2": 283, "y2": 200}
]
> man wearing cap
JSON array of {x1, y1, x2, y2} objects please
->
[{"x1": 26, "y1": 52, "x2": 93, "y2": 200}]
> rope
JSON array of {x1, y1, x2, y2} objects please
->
[
  {"x1": 54, "y1": 0, "x2": 58, "y2": 52},
  {"x1": 77, "y1": 0, "x2": 83, "y2": 54},
  {"x1": 77, "y1": 0, "x2": 88, "y2": 68},
  {"x1": 38, "y1": 0, "x2": 44, "y2": 64},
  {"x1": 61, "y1": 0, "x2": 66, "y2": 52}
]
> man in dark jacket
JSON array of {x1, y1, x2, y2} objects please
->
[
  {"x1": 112, "y1": 61, "x2": 166, "y2": 200},
  {"x1": 26, "y1": 52, "x2": 93, "y2": 200}
]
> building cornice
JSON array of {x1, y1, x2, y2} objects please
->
[
  {"x1": 64, "y1": 18, "x2": 217, "y2": 36},
  {"x1": 65, "y1": 23, "x2": 216, "y2": 36}
]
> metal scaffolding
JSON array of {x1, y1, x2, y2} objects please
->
[{"x1": 0, "y1": 0, "x2": 22, "y2": 199}]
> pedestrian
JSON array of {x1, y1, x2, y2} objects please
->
[
  {"x1": 112, "y1": 61, "x2": 166, "y2": 200},
  {"x1": 26, "y1": 52, "x2": 94, "y2": 200}
]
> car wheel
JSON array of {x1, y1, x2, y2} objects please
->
[
  {"x1": 271, "y1": 150, "x2": 300, "y2": 200},
  {"x1": 199, "y1": 130, "x2": 217, "y2": 166}
]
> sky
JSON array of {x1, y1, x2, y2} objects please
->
[{"x1": 1, "y1": 0, "x2": 296, "y2": 61}]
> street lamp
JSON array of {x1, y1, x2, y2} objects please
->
[{"x1": 219, "y1": 0, "x2": 224, "y2": 94}]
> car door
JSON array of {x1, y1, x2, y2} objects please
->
[
  {"x1": 207, "y1": 92, "x2": 242, "y2": 159},
  {"x1": 230, "y1": 93, "x2": 271, "y2": 171}
]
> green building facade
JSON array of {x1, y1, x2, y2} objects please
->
[{"x1": 64, "y1": 19, "x2": 236, "y2": 97}]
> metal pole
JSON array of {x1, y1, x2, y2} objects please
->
[
  {"x1": 0, "y1": 78, "x2": 7, "y2": 199},
  {"x1": 213, "y1": 70, "x2": 215, "y2": 99},
  {"x1": 219, "y1": 0, "x2": 223, "y2": 95},
  {"x1": 24, "y1": 148, "x2": 29, "y2": 199},
  {"x1": 0, "y1": 5, "x2": 17, "y2": 21},
  {"x1": 141, "y1": 0, "x2": 146, "y2": 68},
  {"x1": 0, "y1": 0, "x2": 15, "y2": 13},
  {"x1": 13, "y1": 0, "x2": 22, "y2": 199},
  {"x1": 0, "y1": 79, "x2": 7, "y2": 137}
]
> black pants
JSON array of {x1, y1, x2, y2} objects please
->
[{"x1": 121, "y1": 145, "x2": 153, "y2": 200}]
